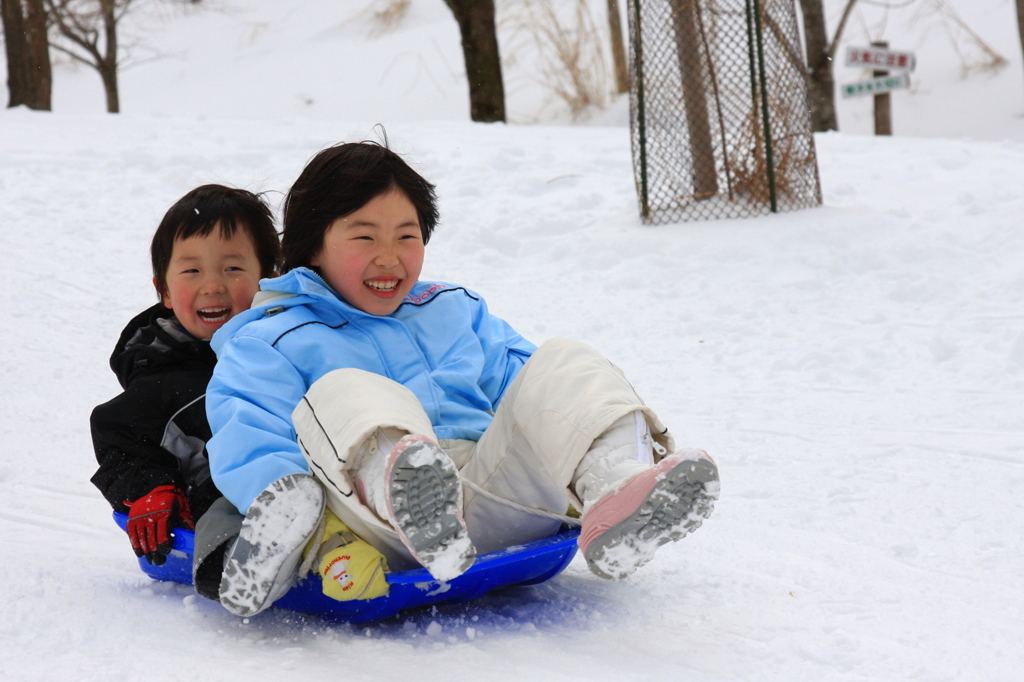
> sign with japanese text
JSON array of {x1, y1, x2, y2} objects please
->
[
  {"x1": 841, "y1": 73, "x2": 911, "y2": 98},
  {"x1": 844, "y1": 46, "x2": 916, "y2": 72}
]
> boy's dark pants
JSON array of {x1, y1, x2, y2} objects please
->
[{"x1": 192, "y1": 496, "x2": 244, "y2": 601}]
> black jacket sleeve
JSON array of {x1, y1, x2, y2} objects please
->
[{"x1": 90, "y1": 374, "x2": 185, "y2": 513}]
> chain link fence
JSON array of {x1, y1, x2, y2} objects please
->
[{"x1": 626, "y1": 0, "x2": 821, "y2": 224}]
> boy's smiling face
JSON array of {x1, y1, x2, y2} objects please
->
[
  {"x1": 158, "y1": 225, "x2": 263, "y2": 339},
  {"x1": 311, "y1": 188, "x2": 424, "y2": 316}
]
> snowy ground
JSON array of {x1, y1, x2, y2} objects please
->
[{"x1": 2, "y1": 1, "x2": 1024, "y2": 681}]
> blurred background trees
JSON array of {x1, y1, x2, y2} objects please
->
[{"x1": 2, "y1": 0, "x2": 1018, "y2": 125}]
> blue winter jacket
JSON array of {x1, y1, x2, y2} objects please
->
[{"x1": 206, "y1": 268, "x2": 536, "y2": 513}]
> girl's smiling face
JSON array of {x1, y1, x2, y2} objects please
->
[{"x1": 311, "y1": 188, "x2": 425, "y2": 316}]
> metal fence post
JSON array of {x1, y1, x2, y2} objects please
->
[
  {"x1": 633, "y1": 0, "x2": 651, "y2": 218},
  {"x1": 751, "y1": 0, "x2": 778, "y2": 212}
]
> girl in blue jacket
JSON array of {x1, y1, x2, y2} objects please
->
[{"x1": 206, "y1": 142, "x2": 720, "y2": 617}]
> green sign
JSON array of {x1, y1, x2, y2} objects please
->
[{"x1": 841, "y1": 73, "x2": 910, "y2": 99}]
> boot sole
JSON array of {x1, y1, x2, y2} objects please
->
[
  {"x1": 219, "y1": 474, "x2": 325, "y2": 617},
  {"x1": 580, "y1": 452, "x2": 719, "y2": 580},
  {"x1": 385, "y1": 435, "x2": 476, "y2": 581}
]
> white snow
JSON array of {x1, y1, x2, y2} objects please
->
[{"x1": 2, "y1": 0, "x2": 1023, "y2": 680}]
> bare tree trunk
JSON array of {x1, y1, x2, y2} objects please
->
[
  {"x1": 2, "y1": 0, "x2": 51, "y2": 109},
  {"x1": 797, "y1": 0, "x2": 836, "y2": 131},
  {"x1": 443, "y1": 0, "x2": 506, "y2": 122},
  {"x1": 607, "y1": 0, "x2": 628, "y2": 95},
  {"x1": 1016, "y1": 0, "x2": 1024, "y2": 95},
  {"x1": 671, "y1": 0, "x2": 718, "y2": 200},
  {"x1": 25, "y1": 0, "x2": 50, "y2": 108},
  {"x1": 100, "y1": 0, "x2": 119, "y2": 112},
  {"x1": 2, "y1": 0, "x2": 32, "y2": 106}
]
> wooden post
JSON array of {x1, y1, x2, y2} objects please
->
[
  {"x1": 607, "y1": 0, "x2": 629, "y2": 95},
  {"x1": 671, "y1": 0, "x2": 719, "y2": 200},
  {"x1": 872, "y1": 40, "x2": 892, "y2": 136}
]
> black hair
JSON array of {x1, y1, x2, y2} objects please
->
[
  {"x1": 150, "y1": 184, "x2": 280, "y2": 298},
  {"x1": 281, "y1": 141, "x2": 438, "y2": 273}
]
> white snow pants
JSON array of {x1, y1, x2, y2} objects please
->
[{"x1": 291, "y1": 338, "x2": 675, "y2": 571}]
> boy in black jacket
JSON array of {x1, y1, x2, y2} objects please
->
[{"x1": 91, "y1": 185, "x2": 280, "y2": 576}]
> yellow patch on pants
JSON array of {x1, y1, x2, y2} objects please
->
[{"x1": 313, "y1": 509, "x2": 390, "y2": 601}]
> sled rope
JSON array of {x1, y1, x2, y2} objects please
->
[
  {"x1": 461, "y1": 479, "x2": 582, "y2": 528},
  {"x1": 299, "y1": 481, "x2": 579, "y2": 581}
]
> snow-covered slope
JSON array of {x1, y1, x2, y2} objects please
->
[{"x1": 1, "y1": 1, "x2": 1022, "y2": 680}]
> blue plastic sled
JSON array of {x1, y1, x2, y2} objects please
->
[{"x1": 113, "y1": 512, "x2": 580, "y2": 623}]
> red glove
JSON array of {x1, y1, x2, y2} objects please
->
[{"x1": 126, "y1": 485, "x2": 194, "y2": 566}]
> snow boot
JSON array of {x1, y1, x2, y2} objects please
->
[
  {"x1": 355, "y1": 429, "x2": 475, "y2": 581},
  {"x1": 578, "y1": 449, "x2": 719, "y2": 580},
  {"x1": 572, "y1": 411, "x2": 719, "y2": 580},
  {"x1": 218, "y1": 473, "x2": 325, "y2": 617},
  {"x1": 572, "y1": 411, "x2": 656, "y2": 505}
]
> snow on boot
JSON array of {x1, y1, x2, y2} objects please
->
[
  {"x1": 219, "y1": 473, "x2": 325, "y2": 617},
  {"x1": 578, "y1": 449, "x2": 719, "y2": 580},
  {"x1": 357, "y1": 431, "x2": 475, "y2": 581}
]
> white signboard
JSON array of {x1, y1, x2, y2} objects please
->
[
  {"x1": 841, "y1": 73, "x2": 911, "y2": 99},
  {"x1": 844, "y1": 46, "x2": 916, "y2": 72}
]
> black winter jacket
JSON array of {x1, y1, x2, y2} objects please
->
[{"x1": 90, "y1": 303, "x2": 222, "y2": 518}]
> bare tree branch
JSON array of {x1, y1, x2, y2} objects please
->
[
  {"x1": 45, "y1": 0, "x2": 137, "y2": 112},
  {"x1": 827, "y1": 0, "x2": 858, "y2": 61}
]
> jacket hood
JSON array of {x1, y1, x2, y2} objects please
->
[
  {"x1": 257, "y1": 267, "x2": 455, "y2": 310},
  {"x1": 110, "y1": 303, "x2": 217, "y2": 389},
  {"x1": 211, "y1": 268, "x2": 375, "y2": 352},
  {"x1": 260, "y1": 267, "x2": 338, "y2": 299},
  {"x1": 209, "y1": 268, "x2": 335, "y2": 353},
  {"x1": 209, "y1": 268, "x2": 463, "y2": 354}
]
